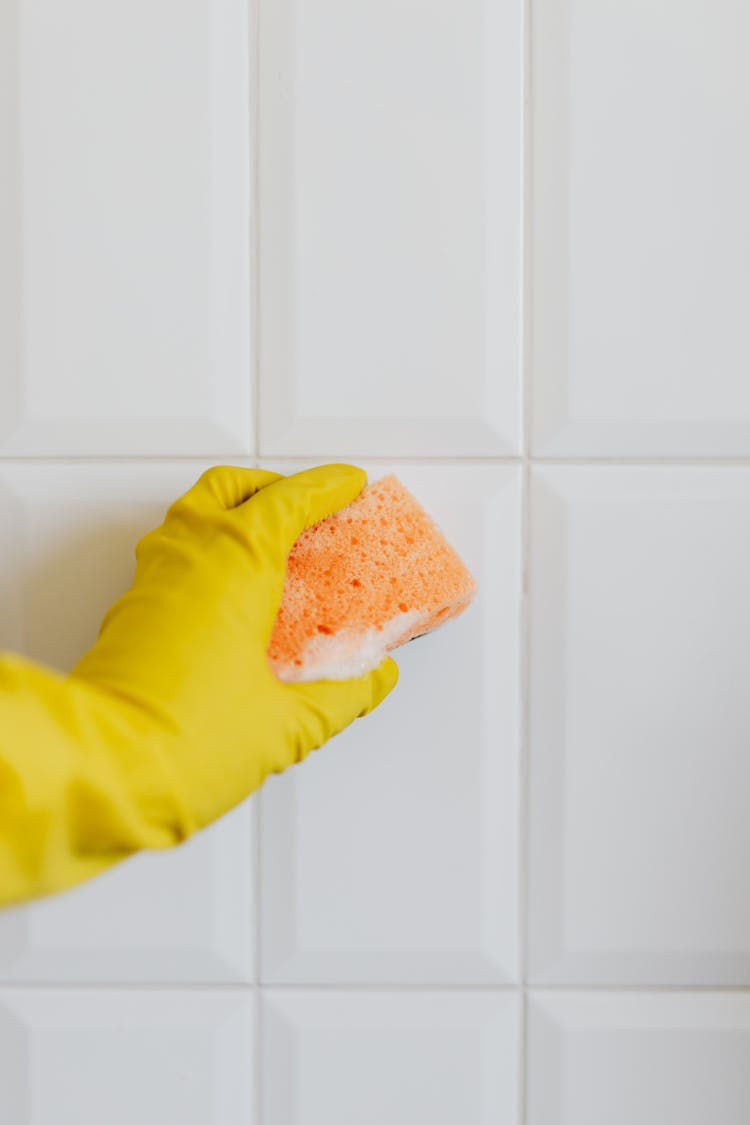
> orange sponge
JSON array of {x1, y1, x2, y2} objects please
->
[{"x1": 268, "y1": 475, "x2": 477, "y2": 682}]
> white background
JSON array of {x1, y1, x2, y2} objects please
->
[{"x1": 1, "y1": 0, "x2": 750, "y2": 1121}]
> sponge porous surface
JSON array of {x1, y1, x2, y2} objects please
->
[{"x1": 268, "y1": 475, "x2": 477, "y2": 682}]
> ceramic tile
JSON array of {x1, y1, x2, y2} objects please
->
[
  {"x1": 528, "y1": 992, "x2": 750, "y2": 1125},
  {"x1": 0, "y1": 804, "x2": 254, "y2": 983},
  {"x1": 529, "y1": 467, "x2": 750, "y2": 983},
  {"x1": 259, "y1": 0, "x2": 522, "y2": 456},
  {"x1": 531, "y1": 0, "x2": 750, "y2": 455},
  {"x1": 0, "y1": 0, "x2": 251, "y2": 455},
  {"x1": 0, "y1": 464, "x2": 255, "y2": 981},
  {"x1": 260, "y1": 464, "x2": 521, "y2": 983},
  {"x1": 263, "y1": 990, "x2": 520, "y2": 1125},
  {"x1": 0, "y1": 990, "x2": 254, "y2": 1124}
]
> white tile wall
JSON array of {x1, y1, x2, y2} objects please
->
[
  {"x1": 0, "y1": 465, "x2": 255, "y2": 983},
  {"x1": 0, "y1": 0, "x2": 252, "y2": 456},
  {"x1": 0, "y1": 464, "x2": 228, "y2": 671},
  {"x1": 2, "y1": 0, "x2": 750, "y2": 1120},
  {"x1": 528, "y1": 467, "x2": 750, "y2": 985},
  {"x1": 0, "y1": 805, "x2": 254, "y2": 983},
  {"x1": 259, "y1": 464, "x2": 521, "y2": 983},
  {"x1": 262, "y1": 990, "x2": 520, "y2": 1125},
  {"x1": 258, "y1": 0, "x2": 522, "y2": 457},
  {"x1": 531, "y1": 0, "x2": 750, "y2": 457},
  {"x1": 527, "y1": 992, "x2": 750, "y2": 1125},
  {"x1": 0, "y1": 990, "x2": 254, "y2": 1124}
]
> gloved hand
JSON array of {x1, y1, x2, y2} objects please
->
[{"x1": 0, "y1": 465, "x2": 398, "y2": 906}]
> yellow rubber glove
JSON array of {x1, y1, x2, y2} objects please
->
[{"x1": 0, "y1": 465, "x2": 398, "y2": 907}]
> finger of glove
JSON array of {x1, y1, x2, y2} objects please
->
[
  {"x1": 169, "y1": 466, "x2": 283, "y2": 517},
  {"x1": 282, "y1": 657, "x2": 399, "y2": 763},
  {"x1": 237, "y1": 464, "x2": 367, "y2": 632},
  {"x1": 238, "y1": 463, "x2": 366, "y2": 543},
  {"x1": 134, "y1": 467, "x2": 285, "y2": 575}
]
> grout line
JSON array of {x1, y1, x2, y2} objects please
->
[
  {"x1": 254, "y1": 793, "x2": 263, "y2": 988},
  {"x1": 252, "y1": 802, "x2": 263, "y2": 1118},
  {"x1": 520, "y1": 988, "x2": 528, "y2": 1125},
  {"x1": 518, "y1": 0, "x2": 532, "y2": 990},
  {"x1": 255, "y1": 981, "x2": 263, "y2": 1125},
  {"x1": 524, "y1": 982, "x2": 750, "y2": 993},
  {"x1": 0, "y1": 981, "x2": 256, "y2": 991},
  {"x1": 531, "y1": 455, "x2": 750, "y2": 467},
  {"x1": 257, "y1": 981, "x2": 523, "y2": 993},
  {"x1": 250, "y1": 4, "x2": 264, "y2": 1118},
  {"x1": 250, "y1": 0, "x2": 261, "y2": 464},
  {"x1": 235, "y1": 454, "x2": 526, "y2": 466},
  {"x1": 3, "y1": 980, "x2": 750, "y2": 994},
  {"x1": 254, "y1": 803, "x2": 263, "y2": 1124},
  {"x1": 519, "y1": 462, "x2": 532, "y2": 993},
  {"x1": 519, "y1": 0, "x2": 532, "y2": 1112},
  {"x1": 0, "y1": 454, "x2": 525, "y2": 466},
  {"x1": 520, "y1": 0, "x2": 532, "y2": 466},
  {"x1": 4, "y1": 453, "x2": 750, "y2": 468},
  {"x1": 0, "y1": 455, "x2": 269, "y2": 466}
]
